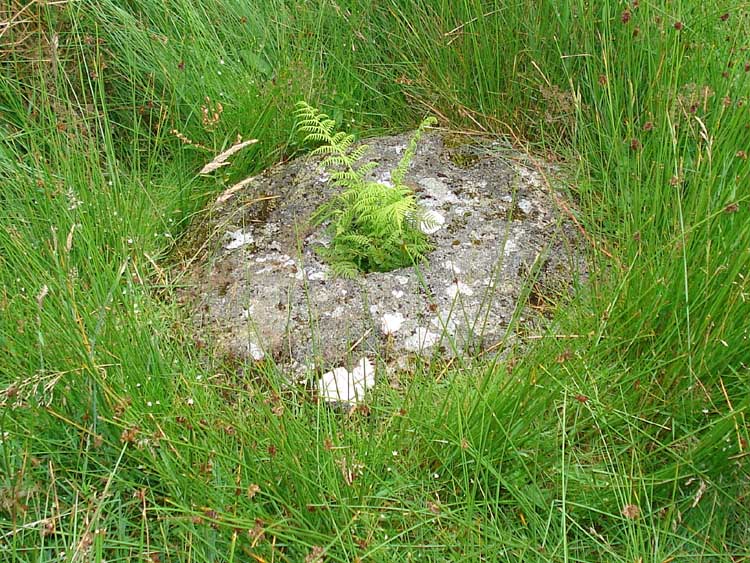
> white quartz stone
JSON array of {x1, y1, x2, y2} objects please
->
[{"x1": 318, "y1": 357, "x2": 375, "y2": 404}]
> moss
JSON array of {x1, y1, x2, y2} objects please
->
[
  {"x1": 449, "y1": 150, "x2": 480, "y2": 168},
  {"x1": 441, "y1": 132, "x2": 483, "y2": 168},
  {"x1": 441, "y1": 132, "x2": 474, "y2": 149}
]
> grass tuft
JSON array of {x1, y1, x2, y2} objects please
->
[{"x1": 1, "y1": 0, "x2": 748, "y2": 560}]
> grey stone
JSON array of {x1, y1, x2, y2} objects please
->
[{"x1": 175, "y1": 132, "x2": 583, "y2": 376}]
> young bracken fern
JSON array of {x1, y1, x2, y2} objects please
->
[{"x1": 295, "y1": 101, "x2": 437, "y2": 277}]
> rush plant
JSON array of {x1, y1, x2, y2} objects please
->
[{"x1": 295, "y1": 101, "x2": 437, "y2": 277}]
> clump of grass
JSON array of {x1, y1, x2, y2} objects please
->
[{"x1": 0, "y1": 0, "x2": 747, "y2": 561}]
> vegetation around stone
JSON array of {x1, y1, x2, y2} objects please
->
[{"x1": 0, "y1": 1, "x2": 748, "y2": 561}]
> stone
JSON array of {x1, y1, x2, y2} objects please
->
[
  {"x1": 175, "y1": 132, "x2": 583, "y2": 383},
  {"x1": 318, "y1": 357, "x2": 375, "y2": 404}
]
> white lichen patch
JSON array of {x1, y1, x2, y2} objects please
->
[
  {"x1": 306, "y1": 232, "x2": 332, "y2": 247},
  {"x1": 318, "y1": 357, "x2": 375, "y2": 404},
  {"x1": 404, "y1": 328, "x2": 440, "y2": 352},
  {"x1": 255, "y1": 252, "x2": 293, "y2": 264},
  {"x1": 419, "y1": 177, "x2": 459, "y2": 205},
  {"x1": 442, "y1": 260, "x2": 462, "y2": 274},
  {"x1": 307, "y1": 270, "x2": 327, "y2": 281},
  {"x1": 247, "y1": 341, "x2": 265, "y2": 361},
  {"x1": 295, "y1": 265, "x2": 327, "y2": 281},
  {"x1": 225, "y1": 229, "x2": 255, "y2": 250},
  {"x1": 431, "y1": 315, "x2": 459, "y2": 335},
  {"x1": 446, "y1": 281, "x2": 474, "y2": 299},
  {"x1": 261, "y1": 222, "x2": 281, "y2": 236},
  {"x1": 375, "y1": 171, "x2": 394, "y2": 187},
  {"x1": 380, "y1": 312, "x2": 405, "y2": 336},
  {"x1": 328, "y1": 306, "x2": 345, "y2": 318},
  {"x1": 517, "y1": 165, "x2": 543, "y2": 187},
  {"x1": 518, "y1": 199, "x2": 533, "y2": 214},
  {"x1": 503, "y1": 239, "x2": 519, "y2": 257}
]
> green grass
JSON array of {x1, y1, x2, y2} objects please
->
[{"x1": 1, "y1": 0, "x2": 748, "y2": 561}]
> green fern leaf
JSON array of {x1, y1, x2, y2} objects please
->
[{"x1": 295, "y1": 101, "x2": 435, "y2": 277}]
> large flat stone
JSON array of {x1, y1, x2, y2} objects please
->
[{"x1": 175, "y1": 132, "x2": 583, "y2": 375}]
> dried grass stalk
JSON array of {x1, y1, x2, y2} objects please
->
[{"x1": 199, "y1": 139, "x2": 258, "y2": 175}]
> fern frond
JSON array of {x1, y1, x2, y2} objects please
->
[
  {"x1": 295, "y1": 100, "x2": 436, "y2": 277},
  {"x1": 295, "y1": 101, "x2": 337, "y2": 141},
  {"x1": 309, "y1": 144, "x2": 340, "y2": 156},
  {"x1": 324, "y1": 153, "x2": 362, "y2": 168},
  {"x1": 391, "y1": 116, "x2": 438, "y2": 185},
  {"x1": 329, "y1": 260, "x2": 361, "y2": 279},
  {"x1": 338, "y1": 232, "x2": 375, "y2": 250},
  {"x1": 330, "y1": 132, "x2": 354, "y2": 151},
  {"x1": 329, "y1": 169, "x2": 364, "y2": 185},
  {"x1": 354, "y1": 161, "x2": 378, "y2": 177},
  {"x1": 346, "y1": 144, "x2": 370, "y2": 164},
  {"x1": 297, "y1": 119, "x2": 335, "y2": 132},
  {"x1": 377, "y1": 198, "x2": 415, "y2": 231}
]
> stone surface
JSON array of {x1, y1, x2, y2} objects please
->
[{"x1": 175, "y1": 132, "x2": 583, "y2": 376}]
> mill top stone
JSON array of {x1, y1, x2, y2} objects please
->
[{"x1": 176, "y1": 131, "x2": 580, "y2": 381}]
